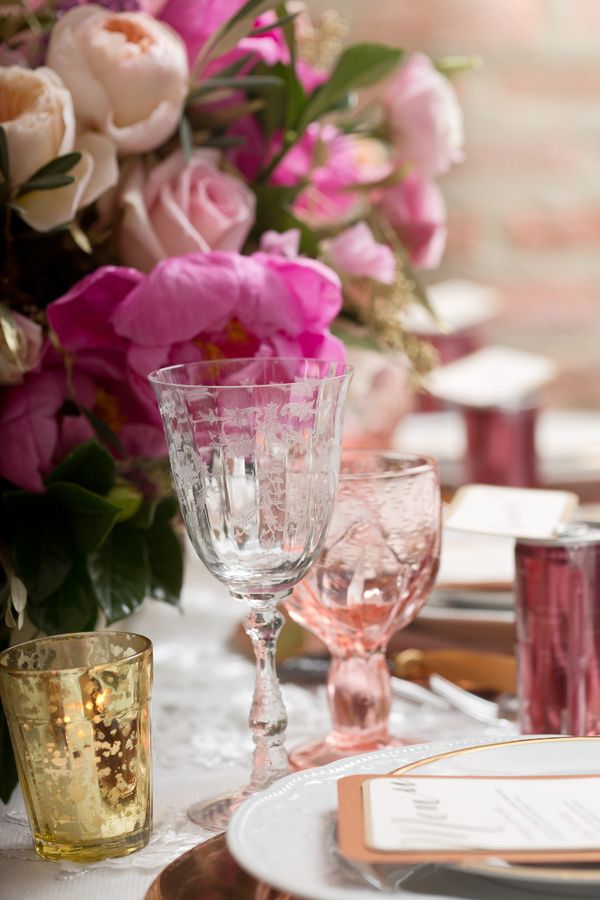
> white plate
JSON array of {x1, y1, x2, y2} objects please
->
[
  {"x1": 227, "y1": 736, "x2": 600, "y2": 900},
  {"x1": 393, "y1": 735, "x2": 600, "y2": 895}
]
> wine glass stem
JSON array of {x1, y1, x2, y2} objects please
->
[
  {"x1": 242, "y1": 594, "x2": 290, "y2": 791},
  {"x1": 328, "y1": 651, "x2": 391, "y2": 749}
]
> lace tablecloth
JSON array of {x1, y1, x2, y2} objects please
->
[{"x1": 0, "y1": 550, "x2": 513, "y2": 900}]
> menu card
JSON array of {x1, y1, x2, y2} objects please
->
[
  {"x1": 338, "y1": 773, "x2": 600, "y2": 865},
  {"x1": 444, "y1": 484, "x2": 578, "y2": 540},
  {"x1": 424, "y1": 345, "x2": 556, "y2": 408}
]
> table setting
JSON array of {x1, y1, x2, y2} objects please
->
[
  {"x1": 3, "y1": 2, "x2": 600, "y2": 898},
  {"x1": 2, "y1": 355, "x2": 600, "y2": 899}
]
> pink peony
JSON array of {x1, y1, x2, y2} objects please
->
[
  {"x1": 383, "y1": 52, "x2": 464, "y2": 178},
  {"x1": 0, "y1": 370, "x2": 64, "y2": 491},
  {"x1": 322, "y1": 223, "x2": 396, "y2": 284},
  {"x1": 159, "y1": 0, "x2": 246, "y2": 66},
  {"x1": 271, "y1": 124, "x2": 366, "y2": 227},
  {"x1": 159, "y1": 1, "x2": 326, "y2": 93},
  {"x1": 47, "y1": 252, "x2": 345, "y2": 449},
  {"x1": 119, "y1": 148, "x2": 256, "y2": 271},
  {"x1": 379, "y1": 172, "x2": 447, "y2": 269}
]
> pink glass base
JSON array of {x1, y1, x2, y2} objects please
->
[{"x1": 289, "y1": 732, "x2": 421, "y2": 771}]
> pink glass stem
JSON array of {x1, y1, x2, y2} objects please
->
[
  {"x1": 243, "y1": 598, "x2": 289, "y2": 791},
  {"x1": 327, "y1": 652, "x2": 391, "y2": 751}
]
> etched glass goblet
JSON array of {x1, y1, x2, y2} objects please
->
[
  {"x1": 286, "y1": 451, "x2": 441, "y2": 770},
  {"x1": 149, "y1": 358, "x2": 352, "y2": 831}
]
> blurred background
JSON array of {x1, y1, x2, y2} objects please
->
[{"x1": 310, "y1": 0, "x2": 600, "y2": 410}]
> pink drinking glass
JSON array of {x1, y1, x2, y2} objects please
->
[{"x1": 286, "y1": 451, "x2": 441, "y2": 769}]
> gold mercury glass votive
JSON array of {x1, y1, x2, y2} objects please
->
[{"x1": 0, "y1": 631, "x2": 152, "y2": 862}]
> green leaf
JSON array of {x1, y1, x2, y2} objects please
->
[
  {"x1": 192, "y1": 0, "x2": 274, "y2": 76},
  {"x1": 226, "y1": 0, "x2": 274, "y2": 32},
  {"x1": 0, "y1": 125, "x2": 9, "y2": 183},
  {"x1": 250, "y1": 10, "x2": 298, "y2": 36},
  {"x1": 250, "y1": 183, "x2": 318, "y2": 256},
  {"x1": 297, "y1": 43, "x2": 404, "y2": 132},
  {"x1": 88, "y1": 526, "x2": 150, "y2": 625},
  {"x1": 188, "y1": 74, "x2": 283, "y2": 103},
  {"x1": 0, "y1": 705, "x2": 18, "y2": 804},
  {"x1": 79, "y1": 404, "x2": 126, "y2": 457},
  {"x1": 272, "y1": 61, "x2": 305, "y2": 132},
  {"x1": 28, "y1": 559, "x2": 99, "y2": 635},
  {"x1": 4, "y1": 493, "x2": 73, "y2": 603},
  {"x1": 435, "y1": 54, "x2": 482, "y2": 78},
  {"x1": 211, "y1": 52, "x2": 255, "y2": 79},
  {"x1": 45, "y1": 440, "x2": 115, "y2": 495},
  {"x1": 105, "y1": 482, "x2": 143, "y2": 523},
  {"x1": 47, "y1": 482, "x2": 121, "y2": 554},
  {"x1": 17, "y1": 174, "x2": 75, "y2": 195},
  {"x1": 145, "y1": 518, "x2": 183, "y2": 605},
  {"x1": 202, "y1": 134, "x2": 247, "y2": 150},
  {"x1": 26, "y1": 152, "x2": 82, "y2": 180},
  {"x1": 129, "y1": 498, "x2": 159, "y2": 530},
  {"x1": 179, "y1": 115, "x2": 194, "y2": 162},
  {"x1": 155, "y1": 494, "x2": 180, "y2": 521}
]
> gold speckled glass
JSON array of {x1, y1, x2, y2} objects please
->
[{"x1": 0, "y1": 631, "x2": 152, "y2": 862}]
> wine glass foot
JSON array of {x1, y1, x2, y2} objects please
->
[
  {"x1": 188, "y1": 787, "x2": 251, "y2": 833},
  {"x1": 289, "y1": 733, "x2": 420, "y2": 771}
]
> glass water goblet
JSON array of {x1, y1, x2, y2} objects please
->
[
  {"x1": 286, "y1": 451, "x2": 441, "y2": 770},
  {"x1": 149, "y1": 358, "x2": 352, "y2": 831}
]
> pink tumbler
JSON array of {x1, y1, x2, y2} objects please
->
[{"x1": 515, "y1": 525, "x2": 600, "y2": 735}]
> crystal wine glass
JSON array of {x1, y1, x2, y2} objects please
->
[
  {"x1": 149, "y1": 358, "x2": 352, "y2": 831},
  {"x1": 286, "y1": 451, "x2": 441, "y2": 770}
]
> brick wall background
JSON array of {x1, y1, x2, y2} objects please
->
[{"x1": 309, "y1": 0, "x2": 600, "y2": 407}]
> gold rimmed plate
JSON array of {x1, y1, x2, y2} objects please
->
[{"x1": 393, "y1": 735, "x2": 600, "y2": 895}]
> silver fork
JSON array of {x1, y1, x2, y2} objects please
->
[{"x1": 428, "y1": 673, "x2": 516, "y2": 725}]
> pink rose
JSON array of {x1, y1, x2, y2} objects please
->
[
  {"x1": 322, "y1": 223, "x2": 396, "y2": 284},
  {"x1": 379, "y1": 172, "x2": 447, "y2": 269},
  {"x1": 0, "y1": 370, "x2": 63, "y2": 491},
  {"x1": 118, "y1": 148, "x2": 256, "y2": 271},
  {"x1": 383, "y1": 52, "x2": 464, "y2": 177},
  {"x1": 0, "y1": 307, "x2": 44, "y2": 386},
  {"x1": 47, "y1": 6, "x2": 188, "y2": 154}
]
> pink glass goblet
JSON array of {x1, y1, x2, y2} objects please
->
[{"x1": 286, "y1": 451, "x2": 441, "y2": 769}]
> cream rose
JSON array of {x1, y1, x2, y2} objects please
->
[
  {"x1": 1, "y1": 66, "x2": 118, "y2": 232},
  {"x1": 0, "y1": 305, "x2": 43, "y2": 386},
  {"x1": 118, "y1": 148, "x2": 256, "y2": 271},
  {"x1": 47, "y1": 5, "x2": 188, "y2": 154}
]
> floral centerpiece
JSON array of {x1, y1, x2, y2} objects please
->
[{"x1": 0, "y1": 0, "x2": 466, "y2": 799}]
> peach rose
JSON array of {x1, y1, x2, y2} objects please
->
[
  {"x1": 118, "y1": 148, "x2": 256, "y2": 271},
  {"x1": 47, "y1": 5, "x2": 188, "y2": 154},
  {"x1": 1, "y1": 66, "x2": 117, "y2": 232}
]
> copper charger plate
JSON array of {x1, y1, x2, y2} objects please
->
[{"x1": 145, "y1": 833, "x2": 297, "y2": 900}]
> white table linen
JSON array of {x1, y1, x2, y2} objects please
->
[{"x1": 0, "y1": 549, "x2": 515, "y2": 899}]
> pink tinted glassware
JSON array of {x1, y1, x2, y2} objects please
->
[
  {"x1": 286, "y1": 452, "x2": 441, "y2": 769},
  {"x1": 462, "y1": 403, "x2": 538, "y2": 487},
  {"x1": 516, "y1": 525, "x2": 600, "y2": 736}
]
